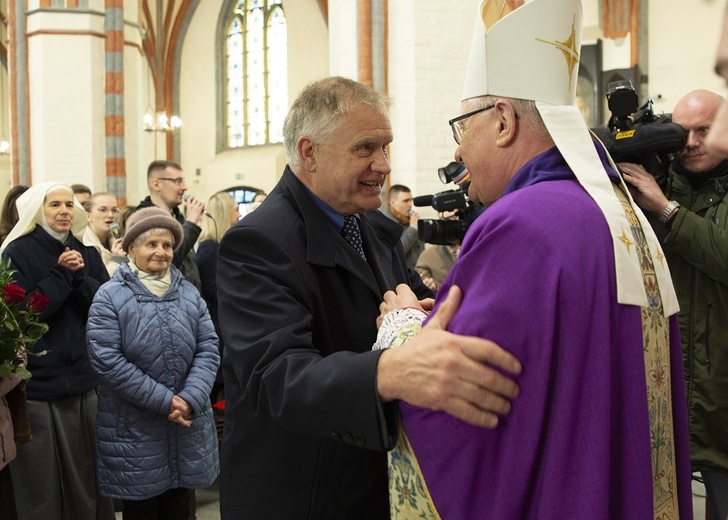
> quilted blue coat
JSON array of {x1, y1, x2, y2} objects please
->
[{"x1": 86, "y1": 262, "x2": 220, "y2": 500}]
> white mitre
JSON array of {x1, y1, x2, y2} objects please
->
[{"x1": 462, "y1": 0, "x2": 678, "y2": 316}]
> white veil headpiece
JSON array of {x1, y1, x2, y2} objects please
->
[{"x1": 0, "y1": 182, "x2": 87, "y2": 253}]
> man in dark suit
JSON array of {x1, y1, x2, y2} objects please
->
[{"x1": 217, "y1": 76, "x2": 522, "y2": 519}]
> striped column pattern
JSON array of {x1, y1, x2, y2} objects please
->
[
  {"x1": 9, "y1": 0, "x2": 30, "y2": 186},
  {"x1": 105, "y1": 0, "x2": 126, "y2": 206}
]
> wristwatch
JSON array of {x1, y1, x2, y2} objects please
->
[{"x1": 659, "y1": 200, "x2": 681, "y2": 223}]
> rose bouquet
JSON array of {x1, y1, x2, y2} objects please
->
[{"x1": 0, "y1": 258, "x2": 49, "y2": 381}]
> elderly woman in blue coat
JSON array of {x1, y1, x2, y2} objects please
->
[{"x1": 86, "y1": 207, "x2": 219, "y2": 520}]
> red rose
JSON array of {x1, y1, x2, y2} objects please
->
[
  {"x1": 3, "y1": 284, "x2": 26, "y2": 304},
  {"x1": 27, "y1": 292, "x2": 49, "y2": 313}
]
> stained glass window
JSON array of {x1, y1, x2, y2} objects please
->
[{"x1": 226, "y1": 0, "x2": 287, "y2": 147}]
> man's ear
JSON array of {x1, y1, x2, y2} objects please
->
[
  {"x1": 494, "y1": 100, "x2": 518, "y2": 148},
  {"x1": 298, "y1": 136, "x2": 317, "y2": 173}
]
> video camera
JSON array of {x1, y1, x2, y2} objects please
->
[
  {"x1": 595, "y1": 80, "x2": 687, "y2": 177},
  {"x1": 415, "y1": 162, "x2": 486, "y2": 245}
]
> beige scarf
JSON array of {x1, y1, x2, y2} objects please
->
[{"x1": 128, "y1": 259, "x2": 171, "y2": 297}]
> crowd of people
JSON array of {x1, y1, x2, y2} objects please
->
[
  {"x1": 0, "y1": 169, "x2": 264, "y2": 519},
  {"x1": 3, "y1": 0, "x2": 728, "y2": 518}
]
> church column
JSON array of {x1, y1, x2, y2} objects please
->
[
  {"x1": 357, "y1": 0, "x2": 387, "y2": 93},
  {"x1": 357, "y1": 0, "x2": 372, "y2": 86},
  {"x1": 105, "y1": 0, "x2": 126, "y2": 206},
  {"x1": 371, "y1": 0, "x2": 387, "y2": 94},
  {"x1": 8, "y1": 0, "x2": 30, "y2": 185},
  {"x1": 22, "y1": 1, "x2": 107, "y2": 188}
]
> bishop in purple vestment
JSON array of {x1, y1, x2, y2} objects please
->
[
  {"x1": 376, "y1": 0, "x2": 693, "y2": 517},
  {"x1": 383, "y1": 147, "x2": 693, "y2": 519}
]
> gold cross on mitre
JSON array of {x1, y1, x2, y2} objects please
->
[{"x1": 535, "y1": 14, "x2": 580, "y2": 89}]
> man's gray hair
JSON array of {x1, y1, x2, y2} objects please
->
[
  {"x1": 283, "y1": 76, "x2": 392, "y2": 169},
  {"x1": 464, "y1": 96, "x2": 550, "y2": 142}
]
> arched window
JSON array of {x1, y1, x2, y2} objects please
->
[{"x1": 225, "y1": 0, "x2": 287, "y2": 148}]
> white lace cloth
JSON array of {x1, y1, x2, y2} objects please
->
[{"x1": 372, "y1": 308, "x2": 427, "y2": 350}]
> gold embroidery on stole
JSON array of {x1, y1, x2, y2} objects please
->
[
  {"x1": 384, "y1": 321, "x2": 441, "y2": 519},
  {"x1": 389, "y1": 415, "x2": 441, "y2": 520},
  {"x1": 614, "y1": 186, "x2": 679, "y2": 519}
]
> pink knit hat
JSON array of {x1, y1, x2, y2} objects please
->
[{"x1": 121, "y1": 207, "x2": 184, "y2": 252}]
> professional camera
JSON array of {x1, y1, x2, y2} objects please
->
[
  {"x1": 594, "y1": 80, "x2": 687, "y2": 177},
  {"x1": 415, "y1": 162, "x2": 486, "y2": 245}
]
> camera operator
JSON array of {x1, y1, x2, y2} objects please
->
[
  {"x1": 415, "y1": 211, "x2": 460, "y2": 293},
  {"x1": 620, "y1": 88, "x2": 728, "y2": 519},
  {"x1": 381, "y1": 184, "x2": 424, "y2": 269}
]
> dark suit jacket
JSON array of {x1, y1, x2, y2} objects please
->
[{"x1": 217, "y1": 167, "x2": 432, "y2": 519}]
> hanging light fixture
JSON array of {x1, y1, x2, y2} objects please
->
[
  {"x1": 142, "y1": 65, "x2": 181, "y2": 133},
  {"x1": 143, "y1": 111, "x2": 182, "y2": 132}
]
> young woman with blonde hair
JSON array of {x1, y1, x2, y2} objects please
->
[{"x1": 196, "y1": 192, "x2": 239, "y2": 409}]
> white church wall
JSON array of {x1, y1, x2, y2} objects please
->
[
  {"x1": 649, "y1": 0, "x2": 724, "y2": 114},
  {"x1": 328, "y1": 0, "x2": 359, "y2": 80},
  {"x1": 0, "y1": 65, "x2": 10, "y2": 194},
  {"x1": 26, "y1": 9, "x2": 106, "y2": 188},
  {"x1": 386, "y1": 0, "x2": 480, "y2": 217},
  {"x1": 122, "y1": 17, "x2": 148, "y2": 206}
]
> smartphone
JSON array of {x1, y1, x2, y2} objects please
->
[{"x1": 109, "y1": 223, "x2": 122, "y2": 240}]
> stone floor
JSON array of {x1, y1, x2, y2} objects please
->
[{"x1": 115, "y1": 474, "x2": 709, "y2": 519}]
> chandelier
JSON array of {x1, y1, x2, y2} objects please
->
[{"x1": 143, "y1": 112, "x2": 182, "y2": 133}]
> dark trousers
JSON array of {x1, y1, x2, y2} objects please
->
[
  {"x1": 122, "y1": 488, "x2": 190, "y2": 520},
  {"x1": 0, "y1": 465, "x2": 18, "y2": 520}
]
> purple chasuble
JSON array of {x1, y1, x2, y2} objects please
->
[{"x1": 396, "y1": 147, "x2": 693, "y2": 519}]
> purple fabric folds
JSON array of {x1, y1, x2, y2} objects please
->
[{"x1": 400, "y1": 147, "x2": 692, "y2": 519}]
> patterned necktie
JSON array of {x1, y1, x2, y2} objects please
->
[{"x1": 341, "y1": 215, "x2": 367, "y2": 261}]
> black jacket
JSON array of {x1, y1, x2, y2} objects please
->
[
  {"x1": 217, "y1": 167, "x2": 432, "y2": 519},
  {"x1": 2, "y1": 226, "x2": 109, "y2": 401}
]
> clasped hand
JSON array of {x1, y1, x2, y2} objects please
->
[
  {"x1": 57, "y1": 247, "x2": 85, "y2": 271},
  {"x1": 168, "y1": 395, "x2": 192, "y2": 427}
]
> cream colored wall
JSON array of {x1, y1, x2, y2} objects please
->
[
  {"x1": 26, "y1": 10, "x2": 106, "y2": 188},
  {"x1": 582, "y1": 0, "x2": 725, "y2": 114},
  {"x1": 123, "y1": 19, "x2": 150, "y2": 207},
  {"x1": 649, "y1": 0, "x2": 725, "y2": 114},
  {"x1": 328, "y1": 0, "x2": 359, "y2": 80},
  {"x1": 385, "y1": 0, "x2": 479, "y2": 215},
  {"x1": 0, "y1": 63, "x2": 10, "y2": 196},
  {"x1": 178, "y1": 0, "x2": 329, "y2": 203}
]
